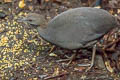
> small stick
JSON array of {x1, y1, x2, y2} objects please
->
[
  {"x1": 104, "y1": 38, "x2": 120, "y2": 49},
  {"x1": 48, "y1": 45, "x2": 56, "y2": 54},
  {"x1": 44, "y1": 72, "x2": 69, "y2": 80}
]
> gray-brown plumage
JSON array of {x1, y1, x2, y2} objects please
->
[{"x1": 22, "y1": 7, "x2": 117, "y2": 50}]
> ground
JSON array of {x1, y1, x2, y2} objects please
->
[{"x1": 0, "y1": 0, "x2": 120, "y2": 80}]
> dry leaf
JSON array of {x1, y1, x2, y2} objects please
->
[
  {"x1": 117, "y1": 9, "x2": 120, "y2": 14},
  {"x1": 45, "y1": 0, "x2": 49, "y2": 2},
  {"x1": 4, "y1": 0, "x2": 12, "y2": 2},
  {"x1": 28, "y1": 5, "x2": 33, "y2": 11},
  {"x1": 74, "y1": 67, "x2": 86, "y2": 72},
  {"x1": 105, "y1": 61, "x2": 114, "y2": 73}
]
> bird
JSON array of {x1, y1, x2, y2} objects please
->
[{"x1": 20, "y1": 7, "x2": 118, "y2": 71}]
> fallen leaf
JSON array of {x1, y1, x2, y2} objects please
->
[{"x1": 4, "y1": 0, "x2": 12, "y2": 2}]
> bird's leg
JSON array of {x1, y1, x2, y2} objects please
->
[
  {"x1": 78, "y1": 45, "x2": 97, "y2": 68},
  {"x1": 56, "y1": 51, "x2": 77, "y2": 66},
  {"x1": 85, "y1": 44, "x2": 97, "y2": 72}
]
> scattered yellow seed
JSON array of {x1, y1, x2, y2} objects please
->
[
  {"x1": 13, "y1": 21, "x2": 17, "y2": 25},
  {"x1": 8, "y1": 22, "x2": 10, "y2": 25},
  {"x1": 18, "y1": 12, "x2": 24, "y2": 16},
  {"x1": 43, "y1": 67, "x2": 48, "y2": 72},
  {"x1": 49, "y1": 53, "x2": 57, "y2": 57},
  {"x1": 24, "y1": 49, "x2": 29, "y2": 53},
  {"x1": 53, "y1": 68, "x2": 59, "y2": 76},
  {"x1": 32, "y1": 58, "x2": 36, "y2": 61},
  {"x1": 0, "y1": 36, "x2": 8, "y2": 43},
  {"x1": 36, "y1": 52, "x2": 39, "y2": 56},
  {"x1": 19, "y1": 0, "x2": 26, "y2": 8}
]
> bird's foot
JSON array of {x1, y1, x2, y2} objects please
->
[{"x1": 56, "y1": 53, "x2": 77, "y2": 66}]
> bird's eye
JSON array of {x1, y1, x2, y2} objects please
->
[{"x1": 28, "y1": 19, "x2": 32, "y2": 22}]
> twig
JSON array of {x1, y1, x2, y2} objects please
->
[
  {"x1": 104, "y1": 38, "x2": 120, "y2": 49},
  {"x1": 44, "y1": 72, "x2": 69, "y2": 80},
  {"x1": 103, "y1": 7, "x2": 120, "y2": 9}
]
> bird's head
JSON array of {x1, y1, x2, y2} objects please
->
[{"x1": 20, "y1": 13, "x2": 46, "y2": 27}]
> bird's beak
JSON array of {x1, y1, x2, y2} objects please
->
[{"x1": 17, "y1": 17, "x2": 28, "y2": 23}]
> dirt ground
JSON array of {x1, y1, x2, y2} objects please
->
[{"x1": 0, "y1": 0, "x2": 120, "y2": 80}]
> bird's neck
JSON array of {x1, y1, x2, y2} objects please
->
[
  {"x1": 38, "y1": 22, "x2": 47, "y2": 29},
  {"x1": 37, "y1": 25, "x2": 47, "y2": 32}
]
